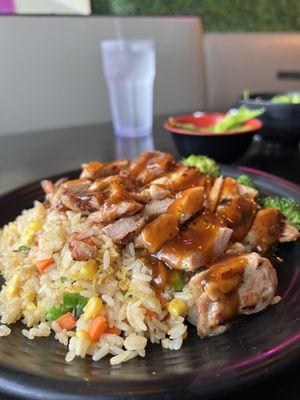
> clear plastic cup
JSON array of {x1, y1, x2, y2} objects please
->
[{"x1": 101, "y1": 40, "x2": 156, "y2": 138}]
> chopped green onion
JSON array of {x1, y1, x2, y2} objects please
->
[
  {"x1": 170, "y1": 271, "x2": 185, "y2": 292},
  {"x1": 46, "y1": 304, "x2": 69, "y2": 321},
  {"x1": 14, "y1": 245, "x2": 31, "y2": 253},
  {"x1": 46, "y1": 293, "x2": 88, "y2": 321}
]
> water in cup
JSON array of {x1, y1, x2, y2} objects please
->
[{"x1": 101, "y1": 40, "x2": 156, "y2": 138}]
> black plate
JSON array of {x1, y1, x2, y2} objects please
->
[{"x1": 0, "y1": 167, "x2": 299, "y2": 400}]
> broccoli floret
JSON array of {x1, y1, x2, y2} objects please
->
[
  {"x1": 236, "y1": 174, "x2": 255, "y2": 188},
  {"x1": 259, "y1": 196, "x2": 300, "y2": 230},
  {"x1": 181, "y1": 155, "x2": 220, "y2": 177}
]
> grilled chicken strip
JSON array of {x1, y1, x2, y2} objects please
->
[
  {"x1": 214, "y1": 177, "x2": 258, "y2": 242},
  {"x1": 167, "y1": 187, "x2": 204, "y2": 223},
  {"x1": 135, "y1": 187, "x2": 204, "y2": 251},
  {"x1": 243, "y1": 208, "x2": 284, "y2": 253},
  {"x1": 152, "y1": 165, "x2": 213, "y2": 195},
  {"x1": 103, "y1": 198, "x2": 174, "y2": 244},
  {"x1": 157, "y1": 212, "x2": 232, "y2": 271},
  {"x1": 279, "y1": 222, "x2": 299, "y2": 243},
  {"x1": 122, "y1": 151, "x2": 175, "y2": 185},
  {"x1": 188, "y1": 253, "x2": 278, "y2": 336},
  {"x1": 80, "y1": 159, "x2": 129, "y2": 180},
  {"x1": 217, "y1": 196, "x2": 258, "y2": 242},
  {"x1": 87, "y1": 182, "x2": 144, "y2": 225},
  {"x1": 102, "y1": 214, "x2": 147, "y2": 244}
]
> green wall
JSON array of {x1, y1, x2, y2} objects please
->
[{"x1": 91, "y1": 0, "x2": 300, "y2": 32}]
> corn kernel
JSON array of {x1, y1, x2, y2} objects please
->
[
  {"x1": 167, "y1": 299, "x2": 187, "y2": 317},
  {"x1": 21, "y1": 220, "x2": 43, "y2": 245},
  {"x1": 182, "y1": 330, "x2": 188, "y2": 340},
  {"x1": 66, "y1": 283, "x2": 84, "y2": 293},
  {"x1": 79, "y1": 260, "x2": 98, "y2": 280},
  {"x1": 71, "y1": 260, "x2": 98, "y2": 281},
  {"x1": 83, "y1": 296, "x2": 103, "y2": 321},
  {"x1": 76, "y1": 329, "x2": 91, "y2": 341},
  {"x1": 6, "y1": 274, "x2": 20, "y2": 297}
]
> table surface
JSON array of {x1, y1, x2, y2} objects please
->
[{"x1": 0, "y1": 115, "x2": 299, "y2": 400}]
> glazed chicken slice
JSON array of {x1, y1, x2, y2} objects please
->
[
  {"x1": 243, "y1": 208, "x2": 284, "y2": 253},
  {"x1": 47, "y1": 179, "x2": 107, "y2": 214},
  {"x1": 87, "y1": 182, "x2": 144, "y2": 225},
  {"x1": 135, "y1": 187, "x2": 205, "y2": 251},
  {"x1": 80, "y1": 159, "x2": 129, "y2": 180},
  {"x1": 206, "y1": 177, "x2": 223, "y2": 212},
  {"x1": 89, "y1": 175, "x2": 137, "y2": 192},
  {"x1": 212, "y1": 177, "x2": 258, "y2": 242},
  {"x1": 188, "y1": 253, "x2": 278, "y2": 337},
  {"x1": 122, "y1": 151, "x2": 175, "y2": 185},
  {"x1": 243, "y1": 208, "x2": 299, "y2": 252},
  {"x1": 156, "y1": 212, "x2": 232, "y2": 272},
  {"x1": 217, "y1": 196, "x2": 258, "y2": 242},
  {"x1": 139, "y1": 182, "x2": 172, "y2": 201},
  {"x1": 218, "y1": 177, "x2": 257, "y2": 202},
  {"x1": 167, "y1": 186, "x2": 204, "y2": 223},
  {"x1": 103, "y1": 198, "x2": 174, "y2": 244},
  {"x1": 152, "y1": 165, "x2": 213, "y2": 195},
  {"x1": 102, "y1": 213, "x2": 147, "y2": 244}
]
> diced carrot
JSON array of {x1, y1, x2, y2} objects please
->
[
  {"x1": 105, "y1": 326, "x2": 121, "y2": 335},
  {"x1": 146, "y1": 309, "x2": 158, "y2": 318},
  {"x1": 88, "y1": 315, "x2": 107, "y2": 342},
  {"x1": 36, "y1": 257, "x2": 54, "y2": 273},
  {"x1": 56, "y1": 312, "x2": 77, "y2": 331}
]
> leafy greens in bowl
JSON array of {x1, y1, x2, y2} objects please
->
[{"x1": 168, "y1": 106, "x2": 264, "y2": 134}]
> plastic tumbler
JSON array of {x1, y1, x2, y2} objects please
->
[{"x1": 101, "y1": 40, "x2": 156, "y2": 138}]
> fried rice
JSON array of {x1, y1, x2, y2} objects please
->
[{"x1": 0, "y1": 201, "x2": 192, "y2": 365}]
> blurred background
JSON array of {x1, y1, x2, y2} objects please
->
[{"x1": 1, "y1": 0, "x2": 300, "y2": 136}]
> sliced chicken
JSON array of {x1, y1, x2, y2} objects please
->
[
  {"x1": 136, "y1": 187, "x2": 204, "y2": 251},
  {"x1": 104, "y1": 198, "x2": 174, "y2": 245},
  {"x1": 102, "y1": 213, "x2": 147, "y2": 244},
  {"x1": 238, "y1": 183, "x2": 258, "y2": 199},
  {"x1": 164, "y1": 165, "x2": 213, "y2": 194},
  {"x1": 140, "y1": 183, "x2": 172, "y2": 201},
  {"x1": 206, "y1": 177, "x2": 223, "y2": 212},
  {"x1": 42, "y1": 178, "x2": 107, "y2": 214},
  {"x1": 122, "y1": 151, "x2": 175, "y2": 185},
  {"x1": 243, "y1": 208, "x2": 284, "y2": 253},
  {"x1": 217, "y1": 196, "x2": 258, "y2": 242},
  {"x1": 167, "y1": 187, "x2": 204, "y2": 223},
  {"x1": 41, "y1": 179, "x2": 56, "y2": 198},
  {"x1": 279, "y1": 221, "x2": 299, "y2": 243},
  {"x1": 157, "y1": 212, "x2": 232, "y2": 271},
  {"x1": 80, "y1": 159, "x2": 129, "y2": 180},
  {"x1": 218, "y1": 177, "x2": 240, "y2": 202},
  {"x1": 89, "y1": 175, "x2": 137, "y2": 192},
  {"x1": 135, "y1": 214, "x2": 179, "y2": 252},
  {"x1": 188, "y1": 253, "x2": 278, "y2": 336},
  {"x1": 143, "y1": 198, "x2": 174, "y2": 219},
  {"x1": 217, "y1": 176, "x2": 258, "y2": 204},
  {"x1": 87, "y1": 182, "x2": 144, "y2": 225}
]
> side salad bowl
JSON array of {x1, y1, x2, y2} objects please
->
[{"x1": 164, "y1": 112, "x2": 262, "y2": 163}]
